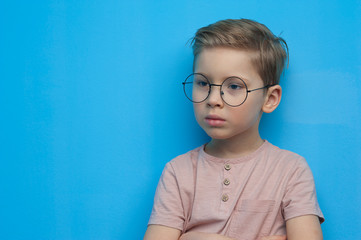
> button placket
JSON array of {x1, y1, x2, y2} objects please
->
[
  {"x1": 223, "y1": 163, "x2": 232, "y2": 187},
  {"x1": 221, "y1": 162, "x2": 232, "y2": 203}
]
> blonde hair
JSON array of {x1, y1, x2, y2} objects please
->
[{"x1": 191, "y1": 19, "x2": 288, "y2": 85}]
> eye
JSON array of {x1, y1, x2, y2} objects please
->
[
  {"x1": 227, "y1": 83, "x2": 244, "y2": 90},
  {"x1": 229, "y1": 84, "x2": 241, "y2": 90},
  {"x1": 195, "y1": 79, "x2": 208, "y2": 87}
]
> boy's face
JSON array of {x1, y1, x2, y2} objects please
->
[{"x1": 193, "y1": 47, "x2": 267, "y2": 141}]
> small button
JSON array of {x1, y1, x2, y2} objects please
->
[
  {"x1": 223, "y1": 178, "x2": 230, "y2": 186},
  {"x1": 224, "y1": 164, "x2": 231, "y2": 171},
  {"x1": 221, "y1": 194, "x2": 229, "y2": 202}
]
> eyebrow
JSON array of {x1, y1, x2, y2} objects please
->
[{"x1": 194, "y1": 72, "x2": 251, "y2": 84}]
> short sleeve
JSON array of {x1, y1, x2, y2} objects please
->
[
  {"x1": 282, "y1": 157, "x2": 324, "y2": 223},
  {"x1": 148, "y1": 162, "x2": 185, "y2": 230}
]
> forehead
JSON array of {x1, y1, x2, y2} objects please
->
[{"x1": 194, "y1": 47, "x2": 262, "y2": 84}]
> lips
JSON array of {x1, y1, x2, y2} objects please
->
[{"x1": 205, "y1": 114, "x2": 225, "y2": 127}]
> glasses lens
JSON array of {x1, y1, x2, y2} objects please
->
[
  {"x1": 183, "y1": 74, "x2": 209, "y2": 103},
  {"x1": 221, "y1": 77, "x2": 247, "y2": 106}
]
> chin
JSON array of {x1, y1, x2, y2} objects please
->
[{"x1": 203, "y1": 129, "x2": 233, "y2": 140}]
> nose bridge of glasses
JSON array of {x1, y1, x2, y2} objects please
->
[
  {"x1": 207, "y1": 83, "x2": 224, "y2": 104},
  {"x1": 209, "y1": 83, "x2": 222, "y2": 87},
  {"x1": 209, "y1": 83, "x2": 224, "y2": 94}
]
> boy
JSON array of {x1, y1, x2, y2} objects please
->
[{"x1": 144, "y1": 19, "x2": 324, "y2": 240}]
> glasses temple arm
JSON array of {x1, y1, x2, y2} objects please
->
[{"x1": 247, "y1": 84, "x2": 277, "y2": 93}]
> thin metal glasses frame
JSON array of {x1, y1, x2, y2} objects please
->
[{"x1": 182, "y1": 73, "x2": 276, "y2": 107}]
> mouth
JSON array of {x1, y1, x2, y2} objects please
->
[{"x1": 205, "y1": 115, "x2": 225, "y2": 127}]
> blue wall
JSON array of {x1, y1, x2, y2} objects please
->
[{"x1": 1, "y1": 0, "x2": 360, "y2": 239}]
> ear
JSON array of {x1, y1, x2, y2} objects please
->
[{"x1": 262, "y1": 85, "x2": 282, "y2": 113}]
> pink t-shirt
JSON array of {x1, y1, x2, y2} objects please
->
[{"x1": 148, "y1": 141, "x2": 324, "y2": 240}]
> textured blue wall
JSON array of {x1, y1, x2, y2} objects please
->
[{"x1": 1, "y1": 0, "x2": 360, "y2": 239}]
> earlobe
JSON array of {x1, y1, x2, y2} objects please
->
[{"x1": 262, "y1": 85, "x2": 282, "y2": 113}]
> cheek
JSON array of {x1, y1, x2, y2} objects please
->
[
  {"x1": 193, "y1": 104, "x2": 205, "y2": 124},
  {"x1": 231, "y1": 103, "x2": 261, "y2": 123}
]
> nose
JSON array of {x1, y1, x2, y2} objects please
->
[{"x1": 207, "y1": 85, "x2": 224, "y2": 107}]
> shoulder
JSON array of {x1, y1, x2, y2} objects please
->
[
  {"x1": 266, "y1": 141, "x2": 302, "y2": 159},
  {"x1": 264, "y1": 141, "x2": 310, "y2": 174},
  {"x1": 163, "y1": 145, "x2": 202, "y2": 177},
  {"x1": 168, "y1": 146, "x2": 202, "y2": 168},
  {"x1": 156, "y1": 146, "x2": 202, "y2": 204}
]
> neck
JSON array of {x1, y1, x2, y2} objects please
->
[{"x1": 205, "y1": 130, "x2": 264, "y2": 159}]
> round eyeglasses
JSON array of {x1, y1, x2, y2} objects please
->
[{"x1": 182, "y1": 73, "x2": 275, "y2": 107}]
